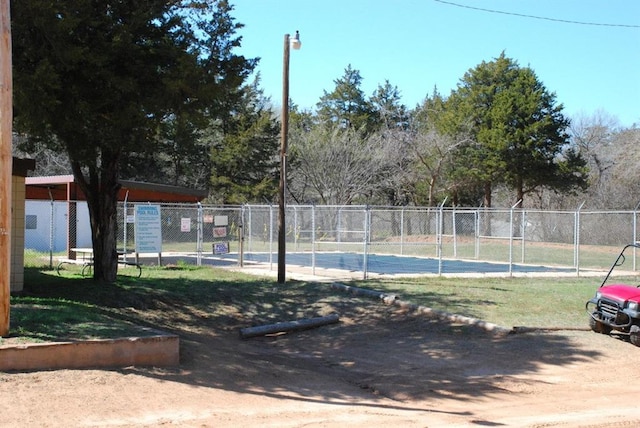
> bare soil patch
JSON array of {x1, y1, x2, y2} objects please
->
[{"x1": 1, "y1": 293, "x2": 639, "y2": 427}]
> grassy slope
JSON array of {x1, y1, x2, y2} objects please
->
[{"x1": 4, "y1": 264, "x2": 615, "y2": 344}]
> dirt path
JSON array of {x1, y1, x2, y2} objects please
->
[{"x1": 2, "y1": 304, "x2": 640, "y2": 427}]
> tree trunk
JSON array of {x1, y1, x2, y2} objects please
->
[
  {"x1": 516, "y1": 176, "x2": 524, "y2": 208},
  {"x1": 428, "y1": 176, "x2": 436, "y2": 207},
  {"x1": 90, "y1": 181, "x2": 120, "y2": 283},
  {"x1": 71, "y1": 151, "x2": 121, "y2": 283},
  {"x1": 513, "y1": 177, "x2": 524, "y2": 238},
  {"x1": 483, "y1": 181, "x2": 492, "y2": 236},
  {"x1": 483, "y1": 181, "x2": 492, "y2": 208}
]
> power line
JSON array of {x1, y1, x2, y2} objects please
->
[{"x1": 434, "y1": 0, "x2": 640, "y2": 28}]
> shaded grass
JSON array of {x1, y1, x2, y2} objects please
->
[
  {"x1": 5, "y1": 265, "x2": 623, "y2": 345},
  {"x1": 9, "y1": 299, "x2": 148, "y2": 343},
  {"x1": 7, "y1": 265, "x2": 359, "y2": 344}
]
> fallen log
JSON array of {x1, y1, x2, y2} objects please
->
[{"x1": 240, "y1": 314, "x2": 340, "y2": 339}]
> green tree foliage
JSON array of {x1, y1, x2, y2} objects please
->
[
  {"x1": 209, "y1": 78, "x2": 280, "y2": 204},
  {"x1": 12, "y1": 0, "x2": 255, "y2": 282},
  {"x1": 412, "y1": 87, "x2": 447, "y2": 132},
  {"x1": 316, "y1": 65, "x2": 378, "y2": 133},
  {"x1": 120, "y1": 111, "x2": 211, "y2": 189},
  {"x1": 446, "y1": 53, "x2": 588, "y2": 207},
  {"x1": 370, "y1": 80, "x2": 410, "y2": 130}
]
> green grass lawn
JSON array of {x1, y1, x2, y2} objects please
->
[
  {"x1": 3, "y1": 264, "x2": 622, "y2": 345},
  {"x1": 354, "y1": 276, "x2": 606, "y2": 328},
  {"x1": 10, "y1": 299, "x2": 150, "y2": 343}
]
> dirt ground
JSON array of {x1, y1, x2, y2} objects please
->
[
  {"x1": 2, "y1": 306, "x2": 640, "y2": 427},
  {"x1": 3, "y1": 262, "x2": 640, "y2": 428}
]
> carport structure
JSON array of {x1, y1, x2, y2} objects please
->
[{"x1": 25, "y1": 175, "x2": 207, "y2": 260}]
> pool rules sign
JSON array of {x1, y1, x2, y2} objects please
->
[{"x1": 134, "y1": 204, "x2": 162, "y2": 253}]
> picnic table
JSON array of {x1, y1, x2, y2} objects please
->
[{"x1": 56, "y1": 248, "x2": 142, "y2": 277}]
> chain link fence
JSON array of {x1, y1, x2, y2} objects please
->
[{"x1": 23, "y1": 202, "x2": 640, "y2": 278}]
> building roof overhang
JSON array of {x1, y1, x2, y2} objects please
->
[{"x1": 26, "y1": 175, "x2": 208, "y2": 203}]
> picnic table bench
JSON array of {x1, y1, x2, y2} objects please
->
[{"x1": 56, "y1": 248, "x2": 142, "y2": 278}]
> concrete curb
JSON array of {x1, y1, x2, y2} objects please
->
[
  {"x1": 331, "y1": 281, "x2": 513, "y2": 337},
  {"x1": 0, "y1": 332, "x2": 179, "y2": 371}
]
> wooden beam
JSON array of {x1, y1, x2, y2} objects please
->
[
  {"x1": 239, "y1": 314, "x2": 340, "y2": 339},
  {"x1": 0, "y1": 0, "x2": 12, "y2": 337}
]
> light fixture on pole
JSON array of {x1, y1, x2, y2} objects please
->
[{"x1": 278, "y1": 30, "x2": 300, "y2": 284}]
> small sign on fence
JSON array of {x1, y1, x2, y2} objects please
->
[
  {"x1": 213, "y1": 226, "x2": 227, "y2": 238},
  {"x1": 213, "y1": 242, "x2": 229, "y2": 255}
]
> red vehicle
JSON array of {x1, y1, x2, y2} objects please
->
[{"x1": 586, "y1": 244, "x2": 640, "y2": 346}]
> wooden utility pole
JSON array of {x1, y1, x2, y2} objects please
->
[
  {"x1": 277, "y1": 33, "x2": 290, "y2": 284},
  {"x1": 0, "y1": 0, "x2": 12, "y2": 337},
  {"x1": 277, "y1": 31, "x2": 300, "y2": 284}
]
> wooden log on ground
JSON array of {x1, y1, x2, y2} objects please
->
[{"x1": 240, "y1": 314, "x2": 340, "y2": 339}]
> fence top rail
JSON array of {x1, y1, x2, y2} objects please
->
[{"x1": 89, "y1": 202, "x2": 640, "y2": 215}]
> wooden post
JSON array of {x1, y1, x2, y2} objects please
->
[{"x1": 0, "y1": 0, "x2": 12, "y2": 337}]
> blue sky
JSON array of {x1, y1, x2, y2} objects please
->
[{"x1": 232, "y1": 0, "x2": 639, "y2": 127}]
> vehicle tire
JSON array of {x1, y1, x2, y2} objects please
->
[
  {"x1": 630, "y1": 325, "x2": 640, "y2": 347},
  {"x1": 589, "y1": 313, "x2": 612, "y2": 334}
]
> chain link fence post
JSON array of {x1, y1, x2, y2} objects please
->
[
  {"x1": 363, "y1": 206, "x2": 370, "y2": 280},
  {"x1": 574, "y1": 202, "x2": 585, "y2": 274},
  {"x1": 196, "y1": 202, "x2": 203, "y2": 266}
]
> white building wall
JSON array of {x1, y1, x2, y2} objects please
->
[{"x1": 25, "y1": 201, "x2": 91, "y2": 252}]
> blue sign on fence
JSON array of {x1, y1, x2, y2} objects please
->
[
  {"x1": 213, "y1": 242, "x2": 229, "y2": 255},
  {"x1": 134, "y1": 204, "x2": 162, "y2": 253}
]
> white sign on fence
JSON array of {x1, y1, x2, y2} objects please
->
[
  {"x1": 134, "y1": 204, "x2": 162, "y2": 253},
  {"x1": 214, "y1": 215, "x2": 228, "y2": 226}
]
